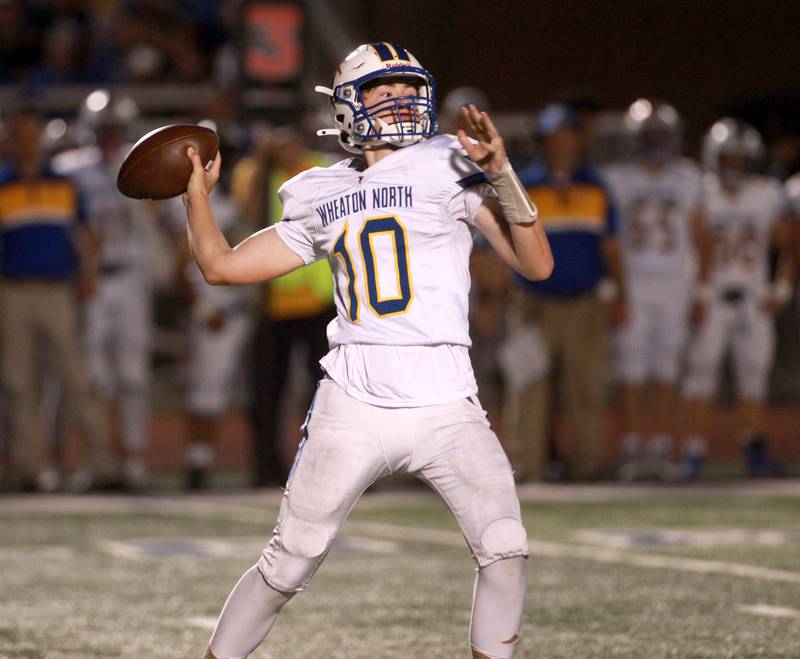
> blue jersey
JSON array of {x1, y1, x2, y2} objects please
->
[
  {"x1": 516, "y1": 163, "x2": 617, "y2": 296},
  {"x1": 0, "y1": 164, "x2": 87, "y2": 279}
]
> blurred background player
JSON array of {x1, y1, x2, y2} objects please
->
[
  {"x1": 603, "y1": 99, "x2": 703, "y2": 480},
  {"x1": 503, "y1": 104, "x2": 626, "y2": 481},
  {"x1": 682, "y1": 118, "x2": 795, "y2": 478},
  {"x1": 165, "y1": 150, "x2": 254, "y2": 490},
  {"x1": 439, "y1": 86, "x2": 490, "y2": 135},
  {"x1": 55, "y1": 90, "x2": 168, "y2": 489},
  {"x1": 0, "y1": 107, "x2": 118, "y2": 491},
  {"x1": 231, "y1": 126, "x2": 334, "y2": 487}
]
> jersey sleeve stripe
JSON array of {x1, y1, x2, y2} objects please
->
[{"x1": 456, "y1": 172, "x2": 490, "y2": 188}]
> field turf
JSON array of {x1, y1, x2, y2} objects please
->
[{"x1": 1, "y1": 480, "x2": 799, "y2": 658}]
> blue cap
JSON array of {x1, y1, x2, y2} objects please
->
[{"x1": 536, "y1": 103, "x2": 581, "y2": 136}]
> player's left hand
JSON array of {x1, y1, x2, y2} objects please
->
[{"x1": 456, "y1": 105, "x2": 508, "y2": 175}]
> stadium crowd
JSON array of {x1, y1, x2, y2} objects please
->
[{"x1": 1, "y1": 6, "x2": 799, "y2": 494}]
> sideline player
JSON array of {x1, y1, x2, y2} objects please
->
[
  {"x1": 183, "y1": 44, "x2": 553, "y2": 659},
  {"x1": 60, "y1": 91, "x2": 164, "y2": 489},
  {"x1": 683, "y1": 118, "x2": 794, "y2": 477},
  {"x1": 164, "y1": 186, "x2": 254, "y2": 490},
  {"x1": 603, "y1": 99, "x2": 703, "y2": 479}
]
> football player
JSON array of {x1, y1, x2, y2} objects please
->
[
  {"x1": 603, "y1": 99, "x2": 703, "y2": 479},
  {"x1": 683, "y1": 118, "x2": 795, "y2": 477},
  {"x1": 183, "y1": 43, "x2": 553, "y2": 659},
  {"x1": 59, "y1": 91, "x2": 167, "y2": 489},
  {"x1": 163, "y1": 185, "x2": 254, "y2": 490}
]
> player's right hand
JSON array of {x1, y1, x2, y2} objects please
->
[
  {"x1": 184, "y1": 147, "x2": 221, "y2": 205},
  {"x1": 456, "y1": 105, "x2": 508, "y2": 175}
]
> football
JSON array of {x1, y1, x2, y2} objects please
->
[{"x1": 116, "y1": 124, "x2": 219, "y2": 200}]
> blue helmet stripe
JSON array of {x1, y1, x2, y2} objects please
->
[
  {"x1": 371, "y1": 42, "x2": 394, "y2": 61},
  {"x1": 392, "y1": 44, "x2": 410, "y2": 60}
]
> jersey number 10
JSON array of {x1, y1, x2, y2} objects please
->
[{"x1": 332, "y1": 215, "x2": 413, "y2": 321}]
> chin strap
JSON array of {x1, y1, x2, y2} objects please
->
[{"x1": 315, "y1": 86, "x2": 343, "y2": 140}]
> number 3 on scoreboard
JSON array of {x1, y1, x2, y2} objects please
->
[{"x1": 332, "y1": 215, "x2": 413, "y2": 321}]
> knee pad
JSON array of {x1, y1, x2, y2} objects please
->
[
  {"x1": 478, "y1": 517, "x2": 529, "y2": 566},
  {"x1": 257, "y1": 514, "x2": 332, "y2": 593}
]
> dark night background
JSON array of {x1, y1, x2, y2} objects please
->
[{"x1": 350, "y1": 0, "x2": 800, "y2": 143}]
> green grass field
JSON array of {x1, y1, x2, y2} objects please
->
[{"x1": 1, "y1": 480, "x2": 799, "y2": 658}]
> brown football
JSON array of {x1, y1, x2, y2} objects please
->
[{"x1": 117, "y1": 124, "x2": 219, "y2": 200}]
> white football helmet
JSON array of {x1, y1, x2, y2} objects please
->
[
  {"x1": 315, "y1": 43, "x2": 437, "y2": 154},
  {"x1": 702, "y1": 117, "x2": 764, "y2": 172},
  {"x1": 624, "y1": 98, "x2": 682, "y2": 163},
  {"x1": 77, "y1": 88, "x2": 139, "y2": 148}
]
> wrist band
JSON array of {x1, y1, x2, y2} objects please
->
[{"x1": 486, "y1": 162, "x2": 538, "y2": 226}]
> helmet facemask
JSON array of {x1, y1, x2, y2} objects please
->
[{"x1": 345, "y1": 71, "x2": 436, "y2": 149}]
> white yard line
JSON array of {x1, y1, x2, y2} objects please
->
[
  {"x1": 1, "y1": 478, "x2": 799, "y2": 516},
  {"x1": 185, "y1": 616, "x2": 218, "y2": 630},
  {"x1": 2, "y1": 492, "x2": 799, "y2": 585},
  {"x1": 738, "y1": 604, "x2": 800, "y2": 619},
  {"x1": 344, "y1": 521, "x2": 800, "y2": 585}
]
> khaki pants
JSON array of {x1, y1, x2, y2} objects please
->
[
  {"x1": 0, "y1": 281, "x2": 115, "y2": 479},
  {"x1": 503, "y1": 289, "x2": 608, "y2": 480}
]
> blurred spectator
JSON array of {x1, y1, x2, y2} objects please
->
[
  {"x1": 0, "y1": 0, "x2": 40, "y2": 84},
  {"x1": 115, "y1": 2, "x2": 210, "y2": 83},
  {"x1": 682, "y1": 118, "x2": 795, "y2": 478},
  {"x1": 27, "y1": 19, "x2": 90, "y2": 87},
  {"x1": 502, "y1": 104, "x2": 626, "y2": 481},
  {"x1": 164, "y1": 187, "x2": 254, "y2": 490},
  {"x1": 0, "y1": 108, "x2": 118, "y2": 492},
  {"x1": 54, "y1": 90, "x2": 169, "y2": 490},
  {"x1": 603, "y1": 99, "x2": 703, "y2": 480},
  {"x1": 232, "y1": 127, "x2": 334, "y2": 487},
  {"x1": 439, "y1": 86, "x2": 490, "y2": 134}
]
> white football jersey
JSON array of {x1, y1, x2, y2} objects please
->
[
  {"x1": 702, "y1": 174, "x2": 788, "y2": 295},
  {"x1": 603, "y1": 159, "x2": 702, "y2": 285},
  {"x1": 275, "y1": 135, "x2": 493, "y2": 405},
  {"x1": 66, "y1": 149, "x2": 151, "y2": 270}
]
